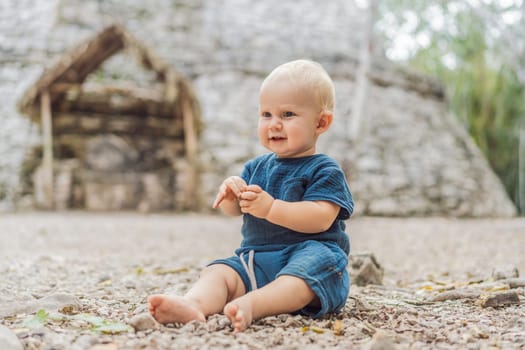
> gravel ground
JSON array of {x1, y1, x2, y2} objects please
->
[{"x1": 1, "y1": 212, "x2": 524, "y2": 349}]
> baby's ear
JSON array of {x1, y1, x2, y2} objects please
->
[{"x1": 316, "y1": 111, "x2": 333, "y2": 134}]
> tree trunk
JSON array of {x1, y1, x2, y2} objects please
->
[
  {"x1": 519, "y1": 124, "x2": 525, "y2": 213},
  {"x1": 348, "y1": 0, "x2": 377, "y2": 141},
  {"x1": 40, "y1": 90, "x2": 54, "y2": 209}
]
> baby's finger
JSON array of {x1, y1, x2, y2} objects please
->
[
  {"x1": 228, "y1": 176, "x2": 247, "y2": 192},
  {"x1": 244, "y1": 184, "x2": 263, "y2": 193},
  {"x1": 212, "y1": 192, "x2": 225, "y2": 208},
  {"x1": 226, "y1": 179, "x2": 243, "y2": 198},
  {"x1": 232, "y1": 176, "x2": 247, "y2": 187},
  {"x1": 240, "y1": 191, "x2": 257, "y2": 200}
]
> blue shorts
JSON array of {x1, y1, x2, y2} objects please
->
[{"x1": 209, "y1": 240, "x2": 350, "y2": 318}]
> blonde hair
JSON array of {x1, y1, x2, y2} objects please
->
[{"x1": 261, "y1": 59, "x2": 335, "y2": 112}]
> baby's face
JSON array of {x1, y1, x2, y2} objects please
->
[{"x1": 258, "y1": 75, "x2": 322, "y2": 158}]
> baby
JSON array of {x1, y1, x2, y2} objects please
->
[{"x1": 148, "y1": 59, "x2": 354, "y2": 332}]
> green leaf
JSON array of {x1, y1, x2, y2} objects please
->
[
  {"x1": 73, "y1": 313, "x2": 131, "y2": 334},
  {"x1": 73, "y1": 313, "x2": 106, "y2": 327},
  {"x1": 92, "y1": 321, "x2": 132, "y2": 334},
  {"x1": 22, "y1": 309, "x2": 49, "y2": 328}
]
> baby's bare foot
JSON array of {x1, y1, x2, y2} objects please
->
[
  {"x1": 224, "y1": 300, "x2": 253, "y2": 332},
  {"x1": 148, "y1": 294, "x2": 205, "y2": 324}
]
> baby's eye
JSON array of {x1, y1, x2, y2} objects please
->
[
  {"x1": 282, "y1": 111, "x2": 296, "y2": 118},
  {"x1": 261, "y1": 111, "x2": 272, "y2": 118}
]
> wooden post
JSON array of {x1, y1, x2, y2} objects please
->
[
  {"x1": 41, "y1": 90, "x2": 54, "y2": 209},
  {"x1": 519, "y1": 123, "x2": 525, "y2": 214},
  {"x1": 182, "y1": 99, "x2": 198, "y2": 164},
  {"x1": 181, "y1": 96, "x2": 199, "y2": 210},
  {"x1": 348, "y1": 0, "x2": 377, "y2": 141}
]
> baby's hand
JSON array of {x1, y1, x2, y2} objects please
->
[
  {"x1": 239, "y1": 184, "x2": 274, "y2": 219},
  {"x1": 212, "y1": 176, "x2": 247, "y2": 209}
]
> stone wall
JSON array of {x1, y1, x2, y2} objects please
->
[{"x1": 0, "y1": 0, "x2": 517, "y2": 216}]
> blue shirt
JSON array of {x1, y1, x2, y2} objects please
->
[{"x1": 240, "y1": 153, "x2": 354, "y2": 254}]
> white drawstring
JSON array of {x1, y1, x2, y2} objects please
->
[{"x1": 239, "y1": 250, "x2": 257, "y2": 291}]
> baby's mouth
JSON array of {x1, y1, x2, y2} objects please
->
[{"x1": 269, "y1": 136, "x2": 286, "y2": 141}]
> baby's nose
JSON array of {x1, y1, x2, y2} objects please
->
[{"x1": 269, "y1": 116, "x2": 282, "y2": 128}]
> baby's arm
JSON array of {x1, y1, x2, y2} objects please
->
[
  {"x1": 212, "y1": 176, "x2": 247, "y2": 216},
  {"x1": 239, "y1": 185, "x2": 339, "y2": 233}
]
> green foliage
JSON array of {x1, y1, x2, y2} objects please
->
[
  {"x1": 22, "y1": 309, "x2": 132, "y2": 334},
  {"x1": 378, "y1": 0, "x2": 525, "y2": 213},
  {"x1": 0, "y1": 182, "x2": 6, "y2": 201},
  {"x1": 23, "y1": 309, "x2": 50, "y2": 328},
  {"x1": 75, "y1": 313, "x2": 132, "y2": 334}
]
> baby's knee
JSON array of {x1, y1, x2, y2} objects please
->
[
  {"x1": 202, "y1": 264, "x2": 246, "y2": 298},
  {"x1": 202, "y1": 263, "x2": 234, "y2": 278}
]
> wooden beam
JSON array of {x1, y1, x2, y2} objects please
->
[
  {"x1": 182, "y1": 99, "x2": 197, "y2": 163},
  {"x1": 41, "y1": 90, "x2": 54, "y2": 209},
  {"x1": 181, "y1": 95, "x2": 199, "y2": 210}
]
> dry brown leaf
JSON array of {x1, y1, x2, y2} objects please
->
[
  {"x1": 153, "y1": 267, "x2": 189, "y2": 275},
  {"x1": 332, "y1": 320, "x2": 344, "y2": 336},
  {"x1": 301, "y1": 325, "x2": 327, "y2": 334},
  {"x1": 484, "y1": 284, "x2": 510, "y2": 293},
  {"x1": 97, "y1": 279, "x2": 112, "y2": 287}
]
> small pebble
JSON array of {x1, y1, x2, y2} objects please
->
[{"x1": 129, "y1": 313, "x2": 159, "y2": 332}]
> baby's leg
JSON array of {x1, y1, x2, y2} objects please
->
[
  {"x1": 149, "y1": 264, "x2": 245, "y2": 324},
  {"x1": 224, "y1": 275, "x2": 316, "y2": 332}
]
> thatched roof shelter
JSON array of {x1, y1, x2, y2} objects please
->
[{"x1": 17, "y1": 24, "x2": 201, "y2": 211}]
